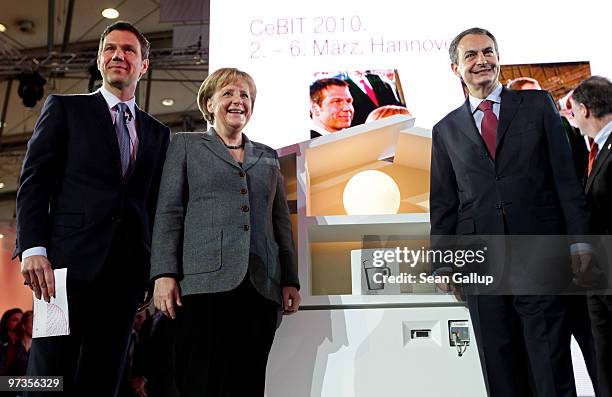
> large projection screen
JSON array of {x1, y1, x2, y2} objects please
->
[{"x1": 209, "y1": 0, "x2": 612, "y2": 149}]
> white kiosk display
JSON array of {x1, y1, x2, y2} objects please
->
[{"x1": 265, "y1": 115, "x2": 487, "y2": 396}]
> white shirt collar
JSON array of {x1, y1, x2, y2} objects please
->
[
  {"x1": 98, "y1": 85, "x2": 137, "y2": 117},
  {"x1": 593, "y1": 119, "x2": 612, "y2": 151},
  {"x1": 311, "y1": 124, "x2": 332, "y2": 137},
  {"x1": 469, "y1": 82, "x2": 503, "y2": 114}
]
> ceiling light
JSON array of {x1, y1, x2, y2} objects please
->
[
  {"x1": 0, "y1": 234, "x2": 4, "y2": 239},
  {"x1": 0, "y1": 23, "x2": 6, "y2": 33},
  {"x1": 102, "y1": 8, "x2": 119, "y2": 19},
  {"x1": 161, "y1": 98, "x2": 175, "y2": 107},
  {"x1": 0, "y1": 182, "x2": 4, "y2": 189}
]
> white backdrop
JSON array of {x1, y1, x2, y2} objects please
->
[{"x1": 209, "y1": 0, "x2": 612, "y2": 149}]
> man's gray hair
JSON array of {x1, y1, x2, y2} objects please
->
[{"x1": 449, "y1": 27, "x2": 498, "y2": 65}]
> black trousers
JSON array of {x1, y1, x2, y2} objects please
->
[
  {"x1": 588, "y1": 294, "x2": 612, "y2": 397},
  {"x1": 25, "y1": 235, "x2": 142, "y2": 397},
  {"x1": 468, "y1": 295, "x2": 576, "y2": 397},
  {"x1": 174, "y1": 276, "x2": 279, "y2": 397}
]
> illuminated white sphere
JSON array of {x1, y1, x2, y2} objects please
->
[{"x1": 343, "y1": 170, "x2": 401, "y2": 215}]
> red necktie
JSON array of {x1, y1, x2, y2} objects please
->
[
  {"x1": 360, "y1": 79, "x2": 379, "y2": 107},
  {"x1": 588, "y1": 138, "x2": 598, "y2": 176},
  {"x1": 478, "y1": 100, "x2": 497, "y2": 160}
]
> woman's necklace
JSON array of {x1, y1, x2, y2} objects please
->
[
  {"x1": 217, "y1": 131, "x2": 243, "y2": 149},
  {"x1": 224, "y1": 141, "x2": 244, "y2": 149}
]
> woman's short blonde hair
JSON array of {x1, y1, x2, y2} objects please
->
[{"x1": 197, "y1": 68, "x2": 257, "y2": 124}]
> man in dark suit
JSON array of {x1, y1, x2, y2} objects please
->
[
  {"x1": 506, "y1": 76, "x2": 598, "y2": 388},
  {"x1": 14, "y1": 21, "x2": 169, "y2": 396},
  {"x1": 430, "y1": 27, "x2": 591, "y2": 397},
  {"x1": 570, "y1": 76, "x2": 612, "y2": 397},
  {"x1": 508, "y1": 78, "x2": 590, "y2": 184},
  {"x1": 346, "y1": 71, "x2": 402, "y2": 126}
]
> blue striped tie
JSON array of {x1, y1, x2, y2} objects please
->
[{"x1": 114, "y1": 103, "x2": 131, "y2": 177}]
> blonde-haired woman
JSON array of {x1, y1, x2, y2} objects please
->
[{"x1": 150, "y1": 68, "x2": 300, "y2": 396}]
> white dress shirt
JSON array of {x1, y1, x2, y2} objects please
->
[
  {"x1": 591, "y1": 119, "x2": 612, "y2": 157},
  {"x1": 468, "y1": 82, "x2": 502, "y2": 135},
  {"x1": 310, "y1": 124, "x2": 332, "y2": 137}
]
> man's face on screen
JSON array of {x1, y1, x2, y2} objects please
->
[{"x1": 313, "y1": 85, "x2": 354, "y2": 132}]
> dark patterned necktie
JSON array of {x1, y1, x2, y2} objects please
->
[
  {"x1": 114, "y1": 102, "x2": 131, "y2": 177},
  {"x1": 478, "y1": 100, "x2": 498, "y2": 160}
]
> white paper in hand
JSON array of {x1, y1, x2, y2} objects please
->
[{"x1": 32, "y1": 268, "x2": 70, "y2": 338}]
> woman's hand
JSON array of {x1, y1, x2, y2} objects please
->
[
  {"x1": 282, "y1": 286, "x2": 301, "y2": 315},
  {"x1": 153, "y1": 277, "x2": 182, "y2": 319}
]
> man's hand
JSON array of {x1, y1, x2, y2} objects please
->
[
  {"x1": 282, "y1": 286, "x2": 301, "y2": 315},
  {"x1": 153, "y1": 277, "x2": 182, "y2": 319},
  {"x1": 21, "y1": 255, "x2": 55, "y2": 302},
  {"x1": 436, "y1": 281, "x2": 453, "y2": 293},
  {"x1": 130, "y1": 376, "x2": 148, "y2": 397},
  {"x1": 571, "y1": 251, "x2": 595, "y2": 287},
  {"x1": 571, "y1": 250, "x2": 593, "y2": 274},
  {"x1": 433, "y1": 269, "x2": 454, "y2": 293},
  {"x1": 433, "y1": 270, "x2": 465, "y2": 301}
]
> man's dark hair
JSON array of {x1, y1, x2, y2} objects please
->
[
  {"x1": 449, "y1": 27, "x2": 498, "y2": 65},
  {"x1": 98, "y1": 21, "x2": 150, "y2": 60},
  {"x1": 310, "y1": 78, "x2": 349, "y2": 106},
  {"x1": 572, "y1": 76, "x2": 612, "y2": 118}
]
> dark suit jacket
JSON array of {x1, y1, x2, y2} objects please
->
[
  {"x1": 14, "y1": 92, "x2": 170, "y2": 284},
  {"x1": 430, "y1": 88, "x2": 590, "y2": 237},
  {"x1": 347, "y1": 74, "x2": 402, "y2": 126},
  {"x1": 562, "y1": 117, "x2": 589, "y2": 184},
  {"x1": 150, "y1": 130, "x2": 299, "y2": 305},
  {"x1": 586, "y1": 132, "x2": 612, "y2": 234}
]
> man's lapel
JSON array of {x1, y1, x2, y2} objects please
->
[
  {"x1": 586, "y1": 133, "x2": 612, "y2": 193},
  {"x1": 456, "y1": 99, "x2": 492, "y2": 161},
  {"x1": 92, "y1": 91, "x2": 123, "y2": 177},
  {"x1": 347, "y1": 78, "x2": 371, "y2": 105},
  {"x1": 128, "y1": 106, "x2": 150, "y2": 181},
  {"x1": 497, "y1": 88, "x2": 522, "y2": 151}
]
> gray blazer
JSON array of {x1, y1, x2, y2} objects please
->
[{"x1": 150, "y1": 129, "x2": 299, "y2": 304}]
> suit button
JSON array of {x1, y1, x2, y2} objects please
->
[
  {"x1": 495, "y1": 203, "x2": 502, "y2": 210},
  {"x1": 243, "y1": 224, "x2": 250, "y2": 231},
  {"x1": 239, "y1": 171, "x2": 246, "y2": 177},
  {"x1": 495, "y1": 175, "x2": 502, "y2": 181},
  {"x1": 241, "y1": 205, "x2": 250, "y2": 212},
  {"x1": 240, "y1": 188, "x2": 247, "y2": 194}
]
